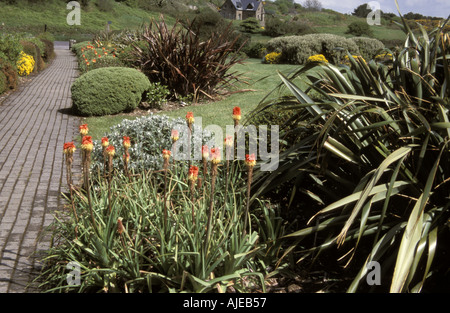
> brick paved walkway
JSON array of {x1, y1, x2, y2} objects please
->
[{"x1": 0, "y1": 46, "x2": 80, "y2": 292}]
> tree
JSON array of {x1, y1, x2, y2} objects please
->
[
  {"x1": 352, "y1": 3, "x2": 372, "y2": 17},
  {"x1": 303, "y1": 0, "x2": 322, "y2": 11}
]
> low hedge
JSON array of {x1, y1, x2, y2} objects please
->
[
  {"x1": 0, "y1": 70, "x2": 7, "y2": 95},
  {"x1": 71, "y1": 67, "x2": 151, "y2": 116},
  {"x1": 266, "y1": 33, "x2": 360, "y2": 65},
  {"x1": 0, "y1": 57, "x2": 18, "y2": 91},
  {"x1": 350, "y1": 37, "x2": 385, "y2": 60}
]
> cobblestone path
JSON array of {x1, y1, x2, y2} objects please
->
[{"x1": 0, "y1": 46, "x2": 80, "y2": 292}]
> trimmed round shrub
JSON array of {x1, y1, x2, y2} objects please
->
[{"x1": 71, "y1": 67, "x2": 151, "y2": 116}]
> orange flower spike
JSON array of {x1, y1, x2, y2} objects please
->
[
  {"x1": 63, "y1": 142, "x2": 76, "y2": 155},
  {"x1": 245, "y1": 154, "x2": 256, "y2": 167},
  {"x1": 101, "y1": 137, "x2": 109, "y2": 147},
  {"x1": 202, "y1": 145, "x2": 210, "y2": 160},
  {"x1": 188, "y1": 166, "x2": 199, "y2": 182},
  {"x1": 232, "y1": 106, "x2": 241, "y2": 123},
  {"x1": 162, "y1": 149, "x2": 171, "y2": 160},
  {"x1": 123, "y1": 136, "x2": 131, "y2": 149},
  {"x1": 224, "y1": 135, "x2": 233, "y2": 148},
  {"x1": 81, "y1": 136, "x2": 94, "y2": 152},
  {"x1": 171, "y1": 129, "x2": 179, "y2": 142},
  {"x1": 92, "y1": 59, "x2": 96, "y2": 63},
  {"x1": 210, "y1": 147, "x2": 221, "y2": 164},
  {"x1": 123, "y1": 152, "x2": 130, "y2": 163},
  {"x1": 186, "y1": 111, "x2": 194, "y2": 125},
  {"x1": 79, "y1": 124, "x2": 89, "y2": 136},
  {"x1": 106, "y1": 145, "x2": 115, "y2": 157}
]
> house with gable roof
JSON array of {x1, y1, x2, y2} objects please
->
[{"x1": 219, "y1": 0, "x2": 265, "y2": 26}]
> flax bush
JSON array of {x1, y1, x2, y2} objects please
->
[{"x1": 250, "y1": 15, "x2": 450, "y2": 292}]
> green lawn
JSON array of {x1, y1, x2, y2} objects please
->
[{"x1": 82, "y1": 58, "x2": 304, "y2": 141}]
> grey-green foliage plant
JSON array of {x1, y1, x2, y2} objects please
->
[
  {"x1": 90, "y1": 114, "x2": 214, "y2": 172},
  {"x1": 249, "y1": 8, "x2": 450, "y2": 292},
  {"x1": 71, "y1": 67, "x2": 151, "y2": 116}
]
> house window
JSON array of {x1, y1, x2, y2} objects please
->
[{"x1": 238, "y1": 13, "x2": 242, "y2": 20}]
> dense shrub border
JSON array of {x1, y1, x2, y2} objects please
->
[
  {"x1": 0, "y1": 33, "x2": 55, "y2": 96},
  {"x1": 266, "y1": 33, "x2": 385, "y2": 65}
]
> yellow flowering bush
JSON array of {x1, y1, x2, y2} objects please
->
[
  {"x1": 264, "y1": 52, "x2": 281, "y2": 64},
  {"x1": 307, "y1": 54, "x2": 328, "y2": 63},
  {"x1": 16, "y1": 51, "x2": 35, "y2": 76}
]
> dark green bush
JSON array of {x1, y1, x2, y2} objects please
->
[
  {"x1": 71, "y1": 67, "x2": 151, "y2": 116},
  {"x1": 345, "y1": 21, "x2": 374, "y2": 37},
  {"x1": 243, "y1": 41, "x2": 267, "y2": 59},
  {"x1": 240, "y1": 17, "x2": 261, "y2": 34}
]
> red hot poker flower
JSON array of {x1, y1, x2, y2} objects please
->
[
  {"x1": 81, "y1": 136, "x2": 93, "y2": 151},
  {"x1": 210, "y1": 147, "x2": 221, "y2": 164},
  {"x1": 79, "y1": 124, "x2": 89, "y2": 136},
  {"x1": 123, "y1": 136, "x2": 131, "y2": 149},
  {"x1": 188, "y1": 166, "x2": 199, "y2": 181},
  {"x1": 171, "y1": 129, "x2": 179, "y2": 142},
  {"x1": 162, "y1": 149, "x2": 171, "y2": 160},
  {"x1": 202, "y1": 145, "x2": 209, "y2": 160},
  {"x1": 232, "y1": 106, "x2": 241, "y2": 121},
  {"x1": 245, "y1": 154, "x2": 256, "y2": 167},
  {"x1": 224, "y1": 135, "x2": 234, "y2": 147},
  {"x1": 186, "y1": 111, "x2": 194, "y2": 125},
  {"x1": 63, "y1": 142, "x2": 76, "y2": 155},
  {"x1": 106, "y1": 145, "x2": 115, "y2": 157},
  {"x1": 101, "y1": 137, "x2": 109, "y2": 147}
]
